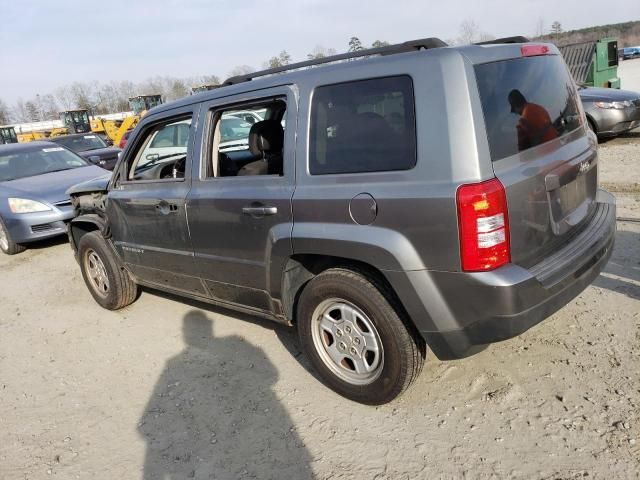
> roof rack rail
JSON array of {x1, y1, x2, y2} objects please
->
[
  {"x1": 475, "y1": 36, "x2": 530, "y2": 45},
  {"x1": 222, "y1": 37, "x2": 448, "y2": 86}
]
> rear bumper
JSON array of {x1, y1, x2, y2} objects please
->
[
  {"x1": 3, "y1": 207, "x2": 74, "y2": 243},
  {"x1": 387, "y1": 190, "x2": 616, "y2": 360}
]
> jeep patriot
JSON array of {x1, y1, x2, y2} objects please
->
[{"x1": 67, "y1": 38, "x2": 616, "y2": 404}]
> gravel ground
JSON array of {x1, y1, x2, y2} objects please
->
[
  {"x1": 1, "y1": 118, "x2": 640, "y2": 478},
  {"x1": 620, "y1": 58, "x2": 640, "y2": 93}
]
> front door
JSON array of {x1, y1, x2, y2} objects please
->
[
  {"x1": 186, "y1": 88, "x2": 296, "y2": 312},
  {"x1": 108, "y1": 108, "x2": 205, "y2": 296}
]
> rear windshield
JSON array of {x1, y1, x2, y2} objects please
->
[
  {"x1": 475, "y1": 55, "x2": 583, "y2": 161},
  {"x1": 54, "y1": 135, "x2": 107, "y2": 152}
]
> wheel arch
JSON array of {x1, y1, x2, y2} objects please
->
[
  {"x1": 68, "y1": 214, "x2": 109, "y2": 254},
  {"x1": 281, "y1": 254, "x2": 426, "y2": 337}
]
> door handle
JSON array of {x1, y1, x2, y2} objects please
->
[
  {"x1": 242, "y1": 205, "x2": 278, "y2": 217},
  {"x1": 155, "y1": 200, "x2": 178, "y2": 214}
]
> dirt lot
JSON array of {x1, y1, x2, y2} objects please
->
[{"x1": 1, "y1": 144, "x2": 639, "y2": 478}]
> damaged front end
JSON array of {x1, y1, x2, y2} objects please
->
[{"x1": 66, "y1": 174, "x2": 111, "y2": 254}]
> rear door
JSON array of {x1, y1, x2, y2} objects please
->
[
  {"x1": 474, "y1": 51, "x2": 597, "y2": 268},
  {"x1": 186, "y1": 87, "x2": 296, "y2": 313}
]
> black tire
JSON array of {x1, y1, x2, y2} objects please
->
[
  {"x1": 297, "y1": 268, "x2": 426, "y2": 405},
  {"x1": 78, "y1": 231, "x2": 138, "y2": 310},
  {"x1": 0, "y1": 217, "x2": 26, "y2": 255}
]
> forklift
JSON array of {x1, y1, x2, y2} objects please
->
[{"x1": 0, "y1": 126, "x2": 18, "y2": 144}]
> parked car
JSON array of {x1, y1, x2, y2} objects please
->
[
  {"x1": 67, "y1": 38, "x2": 615, "y2": 404},
  {"x1": 579, "y1": 86, "x2": 640, "y2": 138},
  {"x1": 48, "y1": 133, "x2": 121, "y2": 170},
  {"x1": 621, "y1": 47, "x2": 640, "y2": 60},
  {"x1": 218, "y1": 111, "x2": 266, "y2": 152},
  {"x1": 118, "y1": 129, "x2": 133, "y2": 149},
  {"x1": 0, "y1": 142, "x2": 109, "y2": 255}
]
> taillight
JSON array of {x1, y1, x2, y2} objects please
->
[
  {"x1": 521, "y1": 44, "x2": 550, "y2": 57},
  {"x1": 456, "y1": 178, "x2": 510, "y2": 272}
]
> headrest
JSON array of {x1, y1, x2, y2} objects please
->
[{"x1": 248, "y1": 120, "x2": 283, "y2": 156}]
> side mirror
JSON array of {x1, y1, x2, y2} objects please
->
[{"x1": 88, "y1": 155, "x2": 102, "y2": 165}]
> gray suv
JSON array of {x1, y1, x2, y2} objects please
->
[{"x1": 67, "y1": 38, "x2": 616, "y2": 404}]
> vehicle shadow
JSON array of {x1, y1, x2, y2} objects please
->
[
  {"x1": 24, "y1": 235, "x2": 69, "y2": 250},
  {"x1": 138, "y1": 309, "x2": 314, "y2": 479},
  {"x1": 593, "y1": 228, "x2": 640, "y2": 300},
  {"x1": 143, "y1": 288, "x2": 314, "y2": 372}
]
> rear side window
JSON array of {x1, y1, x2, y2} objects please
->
[
  {"x1": 309, "y1": 76, "x2": 416, "y2": 175},
  {"x1": 475, "y1": 55, "x2": 583, "y2": 161}
]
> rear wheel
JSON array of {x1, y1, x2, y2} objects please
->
[
  {"x1": 0, "y1": 217, "x2": 26, "y2": 255},
  {"x1": 297, "y1": 268, "x2": 426, "y2": 405},
  {"x1": 78, "y1": 231, "x2": 138, "y2": 310}
]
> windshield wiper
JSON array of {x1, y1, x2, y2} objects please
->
[{"x1": 42, "y1": 167, "x2": 78, "y2": 174}]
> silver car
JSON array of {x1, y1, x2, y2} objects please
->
[
  {"x1": 0, "y1": 141, "x2": 109, "y2": 255},
  {"x1": 579, "y1": 86, "x2": 640, "y2": 138}
]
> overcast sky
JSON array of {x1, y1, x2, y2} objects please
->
[{"x1": 1, "y1": 0, "x2": 638, "y2": 104}]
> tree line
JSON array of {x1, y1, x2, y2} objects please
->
[
  {"x1": 0, "y1": 36, "x2": 392, "y2": 125},
  {"x1": 535, "y1": 20, "x2": 640, "y2": 47},
  {"x1": 8, "y1": 17, "x2": 629, "y2": 126}
]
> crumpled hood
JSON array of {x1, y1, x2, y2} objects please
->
[
  {"x1": 66, "y1": 172, "x2": 112, "y2": 196},
  {"x1": 0, "y1": 165, "x2": 108, "y2": 205}
]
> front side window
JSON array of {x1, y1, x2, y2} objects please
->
[
  {"x1": 207, "y1": 100, "x2": 285, "y2": 177},
  {"x1": 309, "y1": 76, "x2": 417, "y2": 175},
  {"x1": 127, "y1": 116, "x2": 192, "y2": 181}
]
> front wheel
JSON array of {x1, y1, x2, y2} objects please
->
[
  {"x1": 297, "y1": 268, "x2": 426, "y2": 405},
  {"x1": 0, "y1": 217, "x2": 26, "y2": 255},
  {"x1": 78, "y1": 231, "x2": 138, "y2": 310}
]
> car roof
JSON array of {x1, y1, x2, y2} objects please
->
[
  {"x1": 0, "y1": 141, "x2": 61, "y2": 154},
  {"x1": 146, "y1": 39, "x2": 555, "y2": 118},
  {"x1": 48, "y1": 133, "x2": 100, "y2": 141}
]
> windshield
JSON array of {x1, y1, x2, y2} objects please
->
[
  {"x1": 54, "y1": 135, "x2": 107, "y2": 152},
  {"x1": 475, "y1": 55, "x2": 583, "y2": 161},
  {"x1": 0, "y1": 146, "x2": 88, "y2": 182},
  {"x1": 220, "y1": 116, "x2": 252, "y2": 142}
]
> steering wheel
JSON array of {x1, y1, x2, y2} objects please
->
[{"x1": 160, "y1": 157, "x2": 186, "y2": 179}]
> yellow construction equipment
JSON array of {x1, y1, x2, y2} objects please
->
[
  {"x1": 12, "y1": 95, "x2": 163, "y2": 146},
  {"x1": 191, "y1": 84, "x2": 220, "y2": 94},
  {"x1": 60, "y1": 109, "x2": 92, "y2": 134},
  {"x1": 90, "y1": 94, "x2": 163, "y2": 146},
  {"x1": 128, "y1": 94, "x2": 162, "y2": 115},
  {"x1": 14, "y1": 110, "x2": 90, "y2": 143},
  {"x1": 0, "y1": 126, "x2": 18, "y2": 144}
]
